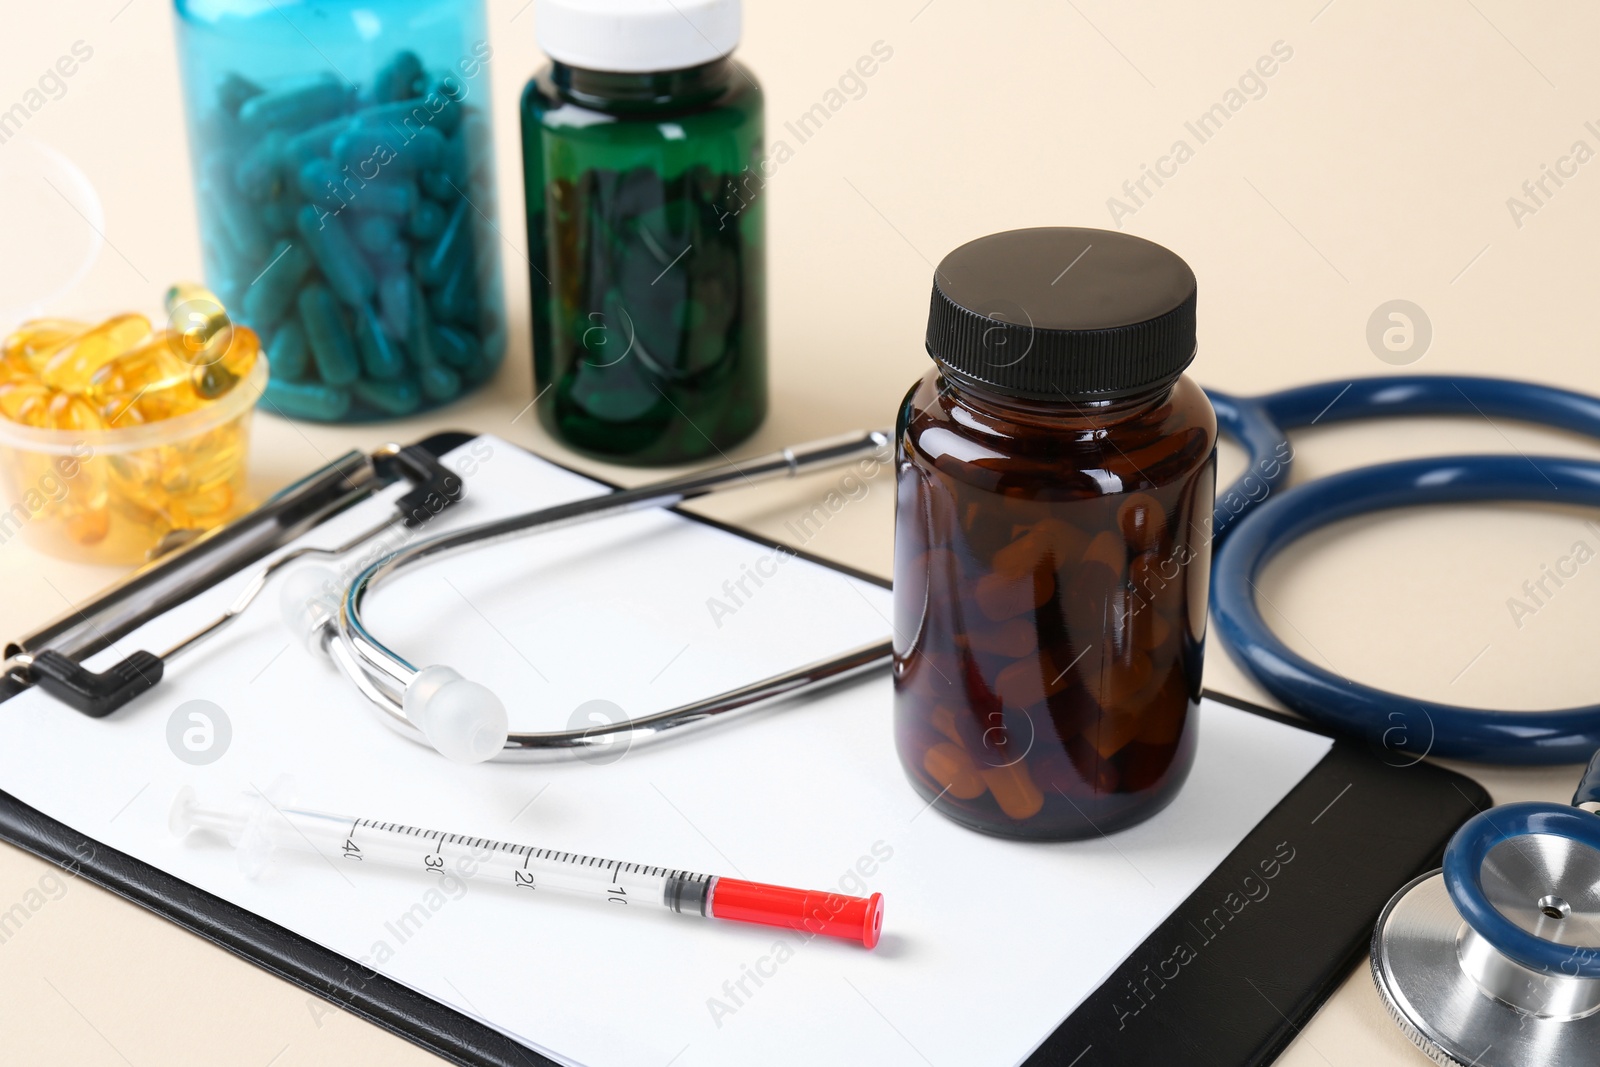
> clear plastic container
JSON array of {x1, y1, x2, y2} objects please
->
[
  {"x1": 172, "y1": 0, "x2": 505, "y2": 422},
  {"x1": 0, "y1": 356, "x2": 265, "y2": 566}
]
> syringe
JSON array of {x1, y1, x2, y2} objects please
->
[{"x1": 171, "y1": 789, "x2": 883, "y2": 948}]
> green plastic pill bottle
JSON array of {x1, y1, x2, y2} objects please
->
[
  {"x1": 894, "y1": 227, "x2": 1217, "y2": 841},
  {"x1": 521, "y1": 0, "x2": 767, "y2": 465}
]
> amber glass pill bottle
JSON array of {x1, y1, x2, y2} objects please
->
[{"x1": 894, "y1": 227, "x2": 1217, "y2": 840}]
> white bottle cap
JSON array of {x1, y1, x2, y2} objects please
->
[{"x1": 535, "y1": 0, "x2": 741, "y2": 74}]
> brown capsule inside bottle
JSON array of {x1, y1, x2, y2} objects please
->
[{"x1": 894, "y1": 374, "x2": 1215, "y2": 838}]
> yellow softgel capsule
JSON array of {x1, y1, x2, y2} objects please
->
[
  {"x1": 0, "y1": 381, "x2": 52, "y2": 425},
  {"x1": 164, "y1": 282, "x2": 231, "y2": 363},
  {"x1": 99, "y1": 399, "x2": 149, "y2": 427},
  {"x1": 0, "y1": 354, "x2": 31, "y2": 387},
  {"x1": 159, "y1": 423, "x2": 244, "y2": 496},
  {"x1": 64, "y1": 503, "x2": 112, "y2": 546},
  {"x1": 161, "y1": 425, "x2": 248, "y2": 532},
  {"x1": 190, "y1": 325, "x2": 260, "y2": 400},
  {"x1": 143, "y1": 384, "x2": 209, "y2": 422},
  {"x1": 168, "y1": 482, "x2": 235, "y2": 527},
  {"x1": 108, "y1": 448, "x2": 163, "y2": 499},
  {"x1": 46, "y1": 390, "x2": 105, "y2": 434},
  {"x1": 88, "y1": 331, "x2": 189, "y2": 396},
  {"x1": 39, "y1": 314, "x2": 152, "y2": 392},
  {"x1": 3, "y1": 318, "x2": 89, "y2": 373},
  {"x1": 88, "y1": 330, "x2": 196, "y2": 423},
  {"x1": 50, "y1": 446, "x2": 112, "y2": 549},
  {"x1": 110, "y1": 493, "x2": 175, "y2": 547}
]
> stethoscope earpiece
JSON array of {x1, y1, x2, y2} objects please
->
[
  {"x1": 402, "y1": 666, "x2": 509, "y2": 765},
  {"x1": 278, "y1": 565, "x2": 341, "y2": 654},
  {"x1": 277, "y1": 565, "x2": 509, "y2": 763}
]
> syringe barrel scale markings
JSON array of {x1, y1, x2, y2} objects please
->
[{"x1": 171, "y1": 789, "x2": 883, "y2": 948}]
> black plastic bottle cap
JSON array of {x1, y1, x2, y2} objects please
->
[{"x1": 925, "y1": 227, "x2": 1198, "y2": 401}]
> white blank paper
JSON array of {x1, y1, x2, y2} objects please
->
[{"x1": 0, "y1": 437, "x2": 1331, "y2": 1066}]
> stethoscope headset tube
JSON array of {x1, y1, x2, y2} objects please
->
[
  {"x1": 1207, "y1": 374, "x2": 1600, "y2": 765},
  {"x1": 295, "y1": 430, "x2": 896, "y2": 763}
]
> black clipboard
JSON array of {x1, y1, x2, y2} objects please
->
[{"x1": 0, "y1": 432, "x2": 1491, "y2": 1067}]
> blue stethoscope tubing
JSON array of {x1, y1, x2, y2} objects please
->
[{"x1": 1205, "y1": 375, "x2": 1600, "y2": 765}]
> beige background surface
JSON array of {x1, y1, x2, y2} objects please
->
[{"x1": 1, "y1": 0, "x2": 1598, "y2": 1063}]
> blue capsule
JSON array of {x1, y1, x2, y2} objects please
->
[
  {"x1": 296, "y1": 158, "x2": 351, "y2": 211},
  {"x1": 330, "y1": 128, "x2": 388, "y2": 179},
  {"x1": 242, "y1": 241, "x2": 313, "y2": 325},
  {"x1": 354, "y1": 214, "x2": 401, "y2": 254},
  {"x1": 267, "y1": 319, "x2": 312, "y2": 382},
  {"x1": 371, "y1": 51, "x2": 424, "y2": 104},
  {"x1": 423, "y1": 81, "x2": 465, "y2": 136},
  {"x1": 431, "y1": 256, "x2": 479, "y2": 326},
  {"x1": 418, "y1": 199, "x2": 471, "y2": 287},
  {"x1": 419, "y1": 168, "x2": 460, "y2": 202},
  {"x1": 283, "y1": 115, "x2": 349, "y2": 171},
  {"x1": 355, "y1": 302, "x2": 407, "y2": 380},
  {"x1": 432, "y1": 325, "x2": 482, "y2": 371},
  {"x1": 259, "y1": 196, "x2": 298, "y2": 236},
  {"x1": 296, "y1": 203, "x2": 376, "y2": 307},
  {"x1": 354, "y1": 99, "x2": 440, "y2": 133},
  {"x1": 348, "y1": 180, "x2": 415, "y2": 218},
  {"x1": 408, "y1": 198, "x2": 447, "y2": 241},
  {"x1": 234, "y1": 130, "x2": 287, "y2": 200},
  {"x1": 443, "y1": 137, "x2": 474, "y2": 185},
  {"x1": 211, "y1": 273, "x2": 245, "y2": 313},
  {"x1": 215, "y1": 72, "x2": 263, "y2": 117},
  {"x1": 201, "y1": 174, "x2": 271, "y2": 264},
  {"x1": 239, "y1": 77, "x2": 348, "y2": 134},
  {"x1": 263, "y1": 379, "x2": 352, "y2": 422},
  {"x1": 367, "y1": 242, "x2": 411, "y2": 274},
  {"x1": 403, "y1": 126, "x2": 449, "y2": 171},
  {"x1": 418, "y1": 359, "x2": 460, "y2": 402},
  {"x1": 377, "y1": 271, "x2": 412, "y2": 341},
  {"x1": 405, "y1": 277, "x2": 460, "y2": 402},
  {"x1": 297, "y1": 159, "x2": 409, "y2": 218},
  {"x1": 337, "y1": 123, "x2": 446, "y2": 174},
  {"x1": 298, "y1": 284, "x2": 362, "y2": 386},
  {"x1": 394, "y1": 126, "x2": 448, "y2": 172},
  {"x1": 352, "y1": 376, "x2": 422, "y2": 416}
]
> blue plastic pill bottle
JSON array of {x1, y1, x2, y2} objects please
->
[{"x1": 172, "y1": 0, "x2": 506, "y2": 422}]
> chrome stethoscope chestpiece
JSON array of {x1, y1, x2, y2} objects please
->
[{"x1": 1372, "y1": 803, "x2": 1600, "y2": 1067}]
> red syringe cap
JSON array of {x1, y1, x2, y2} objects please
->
[{"x1": 710, "y1": 879, "x2": 884, "y2": 949}]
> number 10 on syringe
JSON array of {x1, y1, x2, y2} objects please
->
[{"x1": 172, "y1": 789, "x2": 883, "y2": 948}]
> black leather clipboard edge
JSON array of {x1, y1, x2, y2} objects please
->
[
  {"x1": 1023, "y1": 694, "x2": 1492, "y2": 1066},
  {"x1": 0, "y1": 431, "x2": 1493, "y2": 1067}
]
